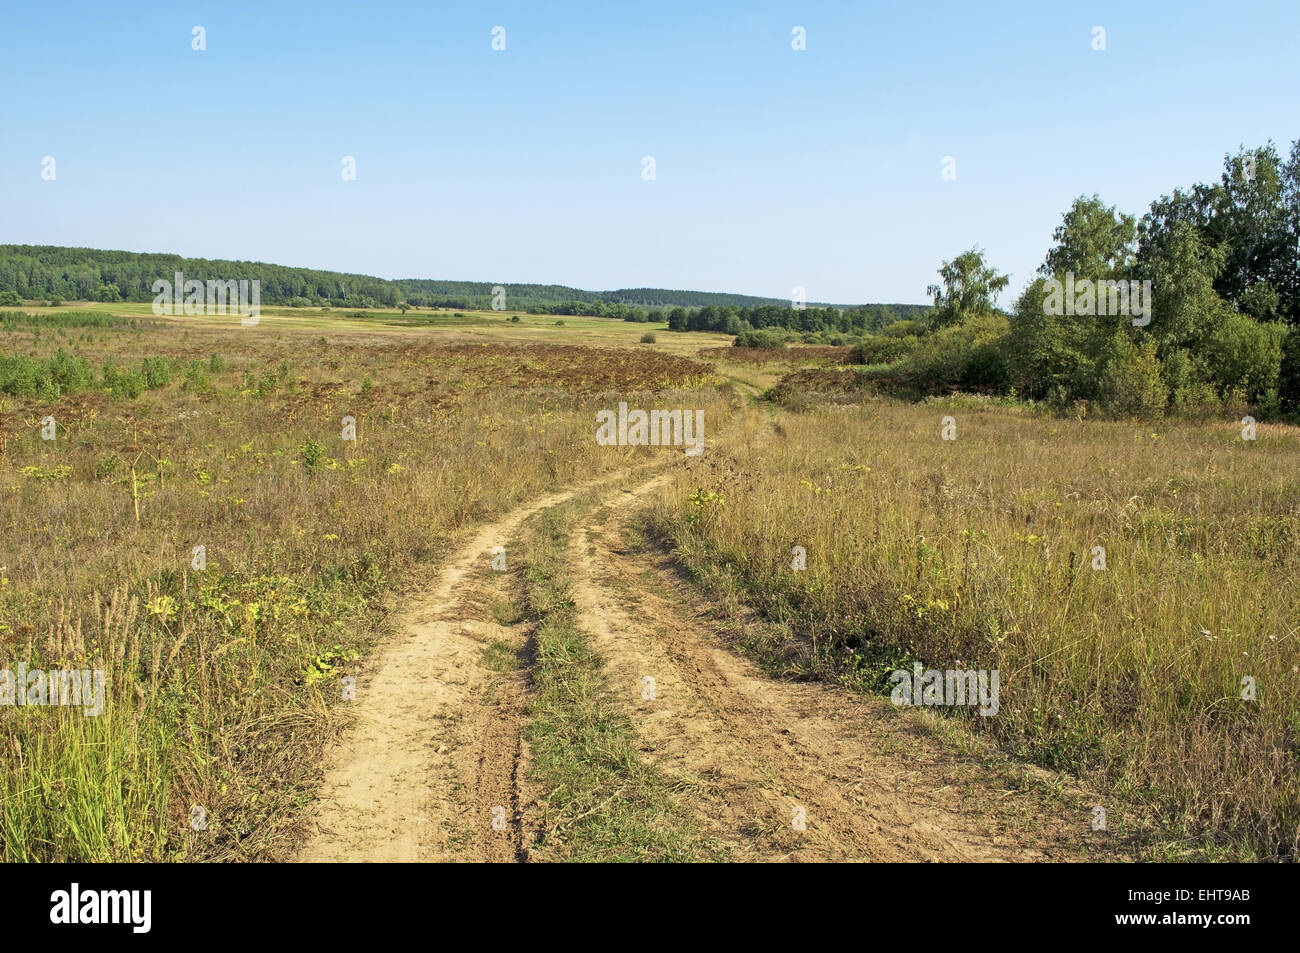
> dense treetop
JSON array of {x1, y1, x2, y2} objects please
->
[{"x1": 854, "y1": 140, "x2": 1300, "y2": 417}]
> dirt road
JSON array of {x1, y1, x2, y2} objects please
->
[
  {"x1": 296, "y1": 468, "x2": 1108, "y2": 862},
  {"x1": 295, "y1": 483, "x2": 592, "y2": 862}
]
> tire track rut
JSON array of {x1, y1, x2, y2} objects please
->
[
  {"x1": 565, "y1": 474, "x2": 1093, "y2": 861},
  {"x1": 295, "y1": 476, "x2": 637, "y2": 862},
  {"x1": 298, "y1": 441, "x2": 1101, "y2": 862}
]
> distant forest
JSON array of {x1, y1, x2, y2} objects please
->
[{"x1": 0, "y1": 245, "x2": 926, "y2": 332}]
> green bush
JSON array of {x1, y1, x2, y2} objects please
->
[
  {"x1": 849, "y1": 333, "x2": 918, "y2": 365},
  {"x1": 1099, "y1": 334, "x2": 1167, "y2": 418},
  {"x1": 733, "y1": 329, "x2": 787, "y2": 350},
  {"x1": 0, "y1": 349, "x2": 94, "y2": 397},
  {"x1": 1, "y1": 310, "x2": 127, "y2": 330},
  {"x1": 880, "y1": 319, "x2": 926, "y2": 338},
  {"x1": 182, "y1": 361, "x2": 211, "y2": 392},
  {"x1": 640, "y1": 332, "x2": 657, "y2": 344},
  {"x1": 1162, "y1": 348, "x2": 1220, "y2": 417},
  {"x1": 95, "y1": 453, "x2": 120, "y2": 480},
  {"x1": 1203, "y1": 314, "x2": 1285, "y2": 404},
  {"x1": 100, "y1": 362, "x2": 146, "y2": 398},
  {"x1": 140, "y1": 356, "x2": 172, "y2": 389},
  {"x1": 872, "y1": 313, "x2": 1010, "y2": 394},
  {"x1": 300, "y1": 438, "x2": 326, "y2": 472},
  {"x1": 959, "y1": 335, "x2": 1011, "y2": 392},
  {"x1": 1003, "y1": 279, "x2": 1099, "y2": 402}
]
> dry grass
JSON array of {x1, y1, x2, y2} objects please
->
[
  {"x1": 694, "y1": 345, "x2": 852, "y2": 365},
  {"x1": 650, "y1": 395, "x2": 1300, "y2": 860},
  {"x1": 0, "y1": 313, "x2": 728, "y2": 860}
]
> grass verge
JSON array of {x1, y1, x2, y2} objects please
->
[{"x1": 516, "y1": 497, "x2": 725, "y2": 862}]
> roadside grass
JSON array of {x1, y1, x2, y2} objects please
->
[
  {"x1": 517, "y1": 499, "x2": 726, "y2": 862},
  {"x1": 481, "y1": 639, "x2": 521, "y2": 673},
  {"x1": 648, "y1": 397, "x2": 1300, "y2": 861},
  {"x1": 616, "y1": 516, "x2": 1145, "y2": 860}
]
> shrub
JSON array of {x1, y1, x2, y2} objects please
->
[
  {"x1": 140, "y1": 356, "x2": 172, "y2": 389},
  {"x1": 959, "y1": 336, "x2": 1011, "y2": 392},
  {"x1": 870, "y1": 313, "x2": 1010, "y2": 394},
  {"x1": 47, "y1": 349, "x2": 96, "y2": 393},
  {"x1": 1163, "y1": 349, "x2": 1221, "y2": 417},
  {"x1": 94, "y1": 453, "x2": 120, "y2": 480},
  {"x1": 182, "y1": 361, "x2": 211, "y2": 392},
  {"x1": 733, "y1": 329, "x2": 786, "y2": 350},
  {"x1": 640, "y1": 332, "x2": 657, "y2": 344},
  {"x1": 849, "y1": 333, "x2": 918, "y2": 365},
  {"x1": 1003, "y1": 279, "x2": 1099, "y2": 402},
  {"x1": 1, "y1": 310, "x2": 126, "y2": 330},
  {"x1": 101, "y1": 362, "x2": 146, "y2": 398},
  {"x1": 0, "y1": 349, "x2": 94, "y2": 397},
  {"x1": 1204, "y1": 314, "x2": 1285, "y2": 404},
  {"x1": 300, "y1": 438, "x2": 326, "y2": 472},
  {"x1": 1099, "y1": 334, "x2": 1167, "y2": 417},
  {"x1": 881, "y1": 319, "x2": 926, "y2": 338}
]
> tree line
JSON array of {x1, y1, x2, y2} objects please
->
[
  {"x1": 0, "y1": 245, "x2": 882, "y2": 316},
  {"x1": 669, "y1": 302, "x2": 930, "y2": 335},
  {"x1": 862, "y1": 139, "x2": 1300, "y2": 417}
]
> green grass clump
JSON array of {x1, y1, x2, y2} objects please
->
[{"x1": 519, "y1": 503, "x2": 723, "y2": 862}]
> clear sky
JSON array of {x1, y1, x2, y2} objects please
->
[{"x1": 2, "y1": 0, "x2": 1296, "y2": 304}]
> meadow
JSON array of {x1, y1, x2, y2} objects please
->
[
  {"x1": 649, "y1": 365, "x2": 1300, "y2": 860},
  {"x1": 0, "y1": 302, "x2": 727, "y2": 860},
  {"x1": 2, "y1": 300, "x2": 1296, "y2": 861}
]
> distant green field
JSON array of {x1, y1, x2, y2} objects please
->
[{"x1": 10, "y1": 299, "x2": 723, "y2": 355}]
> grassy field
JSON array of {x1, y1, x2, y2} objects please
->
[
  {"x1": 0, "y1": 303, "x2": 727, "y2": 860},
  {"x1": 3, "y1": 301, "x2": 1296, "y2": 861},
  {"x1": 648, "y1": 376, "x2": 1300, "y2": 860}
]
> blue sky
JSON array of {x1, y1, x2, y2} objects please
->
[{"x1": 2, "y1": 0, "x2": 1296, "y2": 304}]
